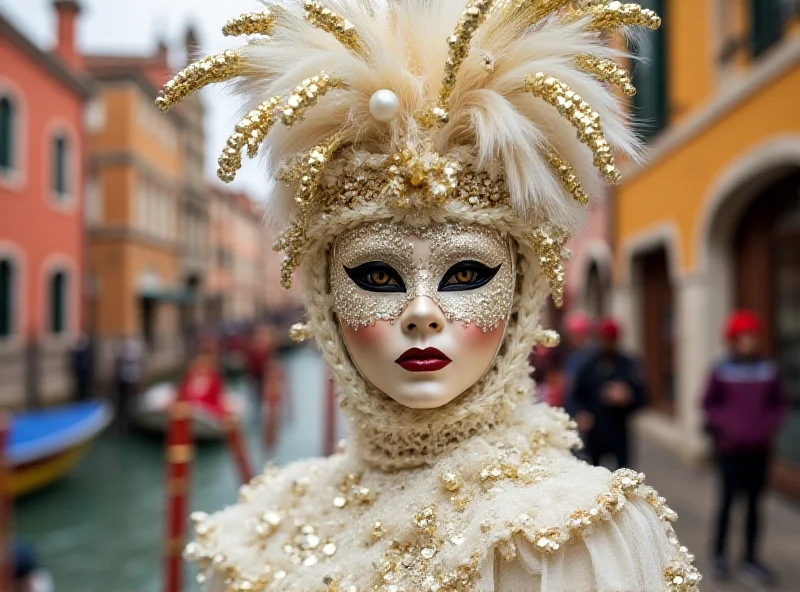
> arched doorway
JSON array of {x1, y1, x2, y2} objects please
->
[
  {"x1": 733, "y1": 170, "x2": 800, "y2": 496},
  {"x1": 634, "y1": 246, "x2": 675, "y2": 415}
]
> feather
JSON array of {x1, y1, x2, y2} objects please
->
[{"x1": 193, "y1": 0, "x2": 654, "y2": 233}]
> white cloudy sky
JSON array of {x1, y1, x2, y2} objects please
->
[{"x1": 0, "y1": 0, "x2": 268, "y2": 200}]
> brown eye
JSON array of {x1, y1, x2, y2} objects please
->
[
  {"x1": 439, "y1": 261, "x2": 501, "y2": 292},
  {"x1": 369, "y1": 271, "x2": 394, "y2": 286},
  {"x1": 452, "y1": 269, "x2": 476, "y2": 284},
  {"x1": 344, "y1": 262, "x2": 406, "y2": 293}
]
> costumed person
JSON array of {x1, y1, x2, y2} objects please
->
[
  {"x1": 703, "y1": 310, "x2": 787, "y2": 585},
  {"x1": 178, "y1": 343, "x2": 227, "y2": 419},
  {"x1": 158, "y1": 1, "x2": 700, "y2": 590},
  {"x1": 567, "y1": 318, "x2": 646, "y2": 469}
]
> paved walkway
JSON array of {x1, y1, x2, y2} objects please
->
[{"x1": 635, "y1": 438, "x2": 800, "y2": 592}]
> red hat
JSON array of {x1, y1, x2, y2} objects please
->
[
  {"x1": 598, "y1": 317, "x2": 621, "y2": 340},
  {"x1": 565, "y1": 311, "x2": 593, "y2": 335},
  {"x1": 724, "y1": 310, "x2": 761, "y2": 341}
]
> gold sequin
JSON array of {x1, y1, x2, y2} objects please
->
[
  {"x1": 526, "y1": 73, "x2": 621, "y2": 185},
  {"x1": 304, "y1": 0, "x2": 365, "y2": 55},
  {"x1": 440, "y1": 472, "x2": 462, "y2": 492},
  {"x1": 531, "y1": 227, "x2": 569, "y2": 307},
  {"x1": 566, "y1": 1, "x2": 662, "y2": 31},
  {"x1": 545, "y1": 150, "x2": 590, "y2": 205},
  {"x1": 222, "y1": 9, "x2": 279, "y2": 37},
  {"x1": 218, "y1": 96, "x2": 281, "y2": 183},
  {"x1": 290, "y1": 322, "x2": 311, "y2": 342},
  {"x1": 156, "y1": 50, "x2": 241, "y2": 112},
  {"x1": 424, "y1": 0, "x2": 495, "y2": 127},
  {"x1": 575, "y1": 54, "x2": 636, "y2": 97}
]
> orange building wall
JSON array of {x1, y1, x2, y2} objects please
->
[
  {"x1": 616, "y1": 64, "x2": 800, "y2": 277},
  {"x1": 0, "y1": 32, "x2": 85, "y2": 339},
  {"x1": 666, "y1": 0, "x2": 714, "y2": 121}
]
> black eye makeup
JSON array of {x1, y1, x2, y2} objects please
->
[
  {"x1": 438, "y1": 261, "x2": 501, "y2": 292},
  {"x1": 344, "y1": 261, "x2": 407, "y2": 292}
]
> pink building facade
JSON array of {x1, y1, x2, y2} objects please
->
[{"x1": 0, "y1": 2, "x2": 90, "y2": 407}]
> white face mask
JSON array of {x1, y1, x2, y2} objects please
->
[{"x1": 330, "y1": 221, "x2": 515, "y2": 409}]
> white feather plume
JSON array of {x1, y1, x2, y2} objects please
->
[{"x1": 230, "y1": 0, "x2": 644, "y2": 232}]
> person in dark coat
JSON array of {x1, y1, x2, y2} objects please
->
[
  {"x1": 560, "y1": 311, "x2": 595, "y2": 408},
  {"x1": 703, "y1": 310, "x2": 788, "y2": 585},
  {"x1": 70, "y1": 332, "x2": 94, "y2": 401},
  {"x1": 566, "y1": 318, "x2": 647, "y2": 469}
]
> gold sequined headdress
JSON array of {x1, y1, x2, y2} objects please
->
[{"x1": 158, "y1": 0, "x2": 659, "y2": 304}]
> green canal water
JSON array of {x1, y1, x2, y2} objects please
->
[{"x1": 15, "y1": 347, "x2": 334, "y2": 592}]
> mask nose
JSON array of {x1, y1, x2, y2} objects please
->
[{"x1": 400, "y1": 296, "x2": 446, "y2": 337}]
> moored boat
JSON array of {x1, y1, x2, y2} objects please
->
[
  {"x1": 133, "y1": 383, "x2": 246, "y2": 441},
  {"x1": 7, "y1": 400, "x2": 113, "y2": 497}
]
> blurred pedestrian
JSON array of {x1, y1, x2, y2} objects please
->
[
  {"x1": 566, "y1": 318, "x2": 647, "y2": 469},
  {"x1": 178, "y1": 346, "x2": 226, "y2": 419},
  {"x1": 69, "y1": 331, "x2": 94, "y2": 401},
  {"x1": 703, "y1": 310, "x2": 788, "y2": 585},
  {"x1": 561, "y1": 311, "x2": 595, "y2": 406},
  {"x1": 113, "y1": 336, "x2": 144, "y2": 432}
]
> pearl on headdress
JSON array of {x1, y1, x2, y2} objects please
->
[{"x1": 369, "y1": 89, "x2": 400, "y2": 122}]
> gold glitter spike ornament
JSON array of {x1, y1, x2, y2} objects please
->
[
  {"x1": 545, "y1": 150, "x2": 590, "y2": 204},
  {"x1": 575, "y1": 55, "x2": 636, "y2": 96},
  {"x1": 156, "y1": 50, "x2": 241, "y2": 112},
  {"x1": 222, "y1": 8, "x2": 280, "y2": 37},
  {"x1": 526, "y1": 73, "x2": 621, "y2": 184},
  {"x1": 566, "y1": 1, "x2": 662, "y2": 31},
  {"x1": 424, "y1": 0, "x2": 496, "y2": 127},
  {"x1": 531, "y1": 228, "x2": 568, "y2": 306},
  {"x1": 303, "y1": 0, "x2": 365, "y2": 56},
  {"x1": 281, "y1": 73, "x2": 342, "y2": 127},
  {"x1": 217, "y1": 96, "x2": 281, "y2": 183}
]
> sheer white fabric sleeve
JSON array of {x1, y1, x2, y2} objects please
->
[{"x1": 478, "y1": 497, "x2": 678, "y2": 592}]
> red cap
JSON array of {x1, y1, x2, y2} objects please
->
[
  {"x1": 598, "y1": 317, "x2": 621, "y2": 340},
  {"x1": 565, "y1": 311, "x2": 593, "y2": 335},
  {"x1": 724, "y1": 310, "x2": 761, "y2": 341}
]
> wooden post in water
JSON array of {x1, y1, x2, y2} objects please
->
[
  {"x1": 222, "y1": 412, "x2": 253, "y2": 484},
  {"x1": 0, "y1": 414, "x2": 12, "y2": 592},
  {"x1": 163, "y1": 401, "x2": 193, "y2": 592},
  {"x1": 262, "y1": 355, "x2": 281, "y2": 452}
]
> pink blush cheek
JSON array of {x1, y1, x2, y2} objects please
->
[
  {"x1": 454, "y1": 320, "x2": 505, "y2": 348},
  {"x1": 341, "y1": 321, "x2": 391, "y2": 347}
]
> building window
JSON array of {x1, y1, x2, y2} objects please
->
[
  {"x1": 85, "y1": 99, "x2": 106, "y2": 133},
  {"x1": 52, "y1": 134, "x2": 69, "y2": 199},
  {"x1": 751, "y1": 0, "x2": 785, "y2": 56},
  {"x1": 0, "y1": 258, "x2": 14, "y2": 338},
  {"x1": 631, "y1": 0, "x2": 668, "y2": 141},
  {"x1": 0, "y1": 96, "x2": 15, "y2": 173},
  {"x1": 85, "y1": 177, "x2": 103, "y2": 223},
  {"x1": 49, "y1": 270, "x2": 68, "y2": 335}
]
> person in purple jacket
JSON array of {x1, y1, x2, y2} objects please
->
[{"x1": 703, "y1": 310, "x2": 788, "y2": 585}]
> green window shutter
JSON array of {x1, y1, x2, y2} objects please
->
[
  {"x1": 0, "y1": 97, "x2": 13, "y2": 170},
  {"x1": 631, "y1": 0, "x2": 668, "y2": 141},
  {"x1": 0, "y1": 260, "x2": 12, "y2": 338},
  {"x1": 51, "y1": 271, "x2": 67, "y2": 335},
  {"x1": 53, "y1": 136, "x2": 68, "y2": 197},
  {"x1": 751, "y1": 0, "x2": 784, "y2": 56}
]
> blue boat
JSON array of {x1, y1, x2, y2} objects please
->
[{"x1": 7, "y1": 400, "x2": 113, "y2": 496}]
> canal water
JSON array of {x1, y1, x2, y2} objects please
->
[{"x1": 14, "y1": 346, "x2": 338, "y2": 592}]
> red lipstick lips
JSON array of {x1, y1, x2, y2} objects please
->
[{"x1": 395, "y1": 347, "x2": 452, "y2": 372}]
